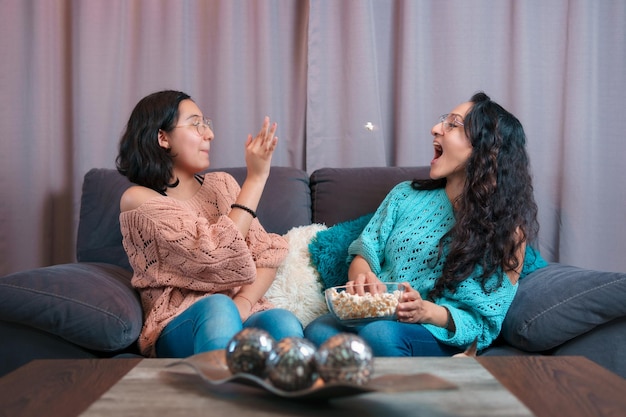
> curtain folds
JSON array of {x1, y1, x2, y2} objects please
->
[{"x1": 1, "y1": 0, "x2": 624, "y2": 275}]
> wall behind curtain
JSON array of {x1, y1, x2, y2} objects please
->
[{"x1": 1, "y1": 0, "x2": 625, "y2": 276}]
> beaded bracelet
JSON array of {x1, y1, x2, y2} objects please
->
[{"x1": 231, "y1": 203, "x2": 257, "y2": 218}]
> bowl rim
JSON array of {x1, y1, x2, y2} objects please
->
[
  {"x1": 324, "y1": 282, "x2": 404, "y2": 326},
  {"x1": 325, "y1": 282, "x2": 405, "y2": 292}
]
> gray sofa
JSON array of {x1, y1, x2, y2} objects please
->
[{"x1": 1, "y1": 166, "x2": 625, "y2": 378}]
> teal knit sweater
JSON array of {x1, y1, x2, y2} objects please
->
[{"x1": 348, "y1": 181, "x2": 547, "y2": 351}]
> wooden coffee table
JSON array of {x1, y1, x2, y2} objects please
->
[{"x1": 1, "y1": 355, "x2": 624, "y2": 417}]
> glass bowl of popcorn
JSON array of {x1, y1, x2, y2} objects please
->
[{"x1": 325, "y1": 282, "x2": 405, "y2": 326}]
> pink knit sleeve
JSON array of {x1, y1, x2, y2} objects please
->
[
  {"x1": 246, "y1": 223, "x2": 289, "y2": 268},
  {"x1": 121, "y1": 201, "x2": 257, "y2": 292},
  {"x1": 218, "y1": 173, "x2": 289, "y2": 269}
]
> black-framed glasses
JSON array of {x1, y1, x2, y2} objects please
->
[
  {"x1": 439, "y1": 113, "x2": 464, "y2": 133},
  {"x1": 174, "y1": 117, "x2": 213, "y2": 136}
]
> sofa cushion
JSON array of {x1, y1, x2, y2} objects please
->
[
  {"x1": 308, "y1": 213, "x2": 374, "y2": 289},
  {"x1": 77, "y1": 167, "x2": 312, "y2": 271},
  {"x1": 502, "y1": 263, "x2": 626, "y2": 351},
  {"x1": 0, "y1": 262, "x2": 142, "y2": 351},
  {"x1": 310, "y1": 166, "x2": 430, "y2": 226},
  {"x1": 551, "y1": 317, "x2": 626, "y2": 379},
  {"x1": 0, "y1": 321, "x2": 99, "y2": 377}
]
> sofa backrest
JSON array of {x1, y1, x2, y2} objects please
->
[
  {"x1": 77, "y1": 168, "x2": 134, "y2": 270},
  {"x1": 309, "y1": 166, "x2": 431, "y2": 227},
  {"x1": 76, "y1": 167, "x2": 312, "y2": 271},
  {"x1": 76, "y1": 165, "x2": 430, "y2": 271}
]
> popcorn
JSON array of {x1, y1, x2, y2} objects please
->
[{"x1": 327, "y1": 287, "x2": 402, "y2": 320}]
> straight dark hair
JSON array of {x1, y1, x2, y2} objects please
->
[{"x1": 116, "y1": 90, "x2": 191, "y2": 192}]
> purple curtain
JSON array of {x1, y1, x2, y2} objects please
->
[{"x1": 1, "y1": 0, "x2": 625, "y2": 275}]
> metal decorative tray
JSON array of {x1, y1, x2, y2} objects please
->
[{"x1": 167, "y1": 350, "x2": 457, "y2": 400}]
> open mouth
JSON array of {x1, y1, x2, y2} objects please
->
[{"x1": 433, "y1": 142, "x2": 443, "y2": 160}]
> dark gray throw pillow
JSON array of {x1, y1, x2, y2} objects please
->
[
  {"x1": 0, "y1": 262, "x2": 142, "y2": 351},
  {"x1": 502, "y1": 263, "x2": 626, "y2": 352}
]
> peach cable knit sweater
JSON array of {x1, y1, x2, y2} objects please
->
[{"x1": 119, "y1": 172, "x2": 288, "y2": 357}]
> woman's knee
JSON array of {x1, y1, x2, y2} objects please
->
[
  {"x1": 359, "y1": 322, "x2": 457, "y2": 357},
  {"x1": 358, "y1": 321, "x2": 409, "y2": 356},
  {"x1": 190, "y1": 294, "x2": 238, "y2": 315},
  {"x1": 245, "y1": 308, "x2": 304, "y2": 340},
  {"x1": 303, "y1": 314, "x2": 347, "y2": 347}
]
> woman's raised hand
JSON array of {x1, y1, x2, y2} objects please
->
[{"x1": 245, "y1": 116, "x2": 278, "y2": 181}]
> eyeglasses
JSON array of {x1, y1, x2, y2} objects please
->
[
  {"x1": 174, "y1": 117, "x2": 213, "y2": 136},
  {"x1": 439, "y1": 113, "x2": 464, "y2": 133}
]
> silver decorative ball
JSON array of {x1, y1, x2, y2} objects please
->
[
  {"x1": 266, "y1": 337, "x2": 318, "y2": 391},
  {"x1": 315, "y1": 333, "x2": 374, "y2": 385},
  {"x1": 225, "y1": 328, "x2": 275, "y2": 377}
]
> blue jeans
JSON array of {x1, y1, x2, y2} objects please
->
[
  {"x1": 155, "y1": 294, "x2": 304, "y2": 358},
  {"x1": 304, "y1": 313, "x2": 461, "y2": 357}
]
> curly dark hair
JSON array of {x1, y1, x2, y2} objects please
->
[
  {"x1": 116, "y1": 90, "x2": 191, "y2": 192},
  {"x1": 414, "y1": 92, "x2": 539, "y2": 299}
]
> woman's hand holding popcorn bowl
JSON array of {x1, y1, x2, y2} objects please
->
[{"x1": 325, "y1": 282, "x2": 405, "y2": 326}]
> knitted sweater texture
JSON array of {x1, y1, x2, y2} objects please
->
[
  {"x1": 119, "y1": 172, "x2": 288, "y2": 357},
  {"x1": 348, "y1": 181, "x2": 546, "y2": 351}
]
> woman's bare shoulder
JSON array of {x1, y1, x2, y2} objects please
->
[{"x1": 120, "y1": 185, "x2": 162, "y2": 212}]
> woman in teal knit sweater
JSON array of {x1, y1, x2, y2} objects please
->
[{"x1": 304, "y1": 92, "x2": 547, "y2": 355}]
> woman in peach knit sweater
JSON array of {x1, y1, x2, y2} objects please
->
[{"x1": 115, "y1": 90, "x2": 303, "y2": 357}]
